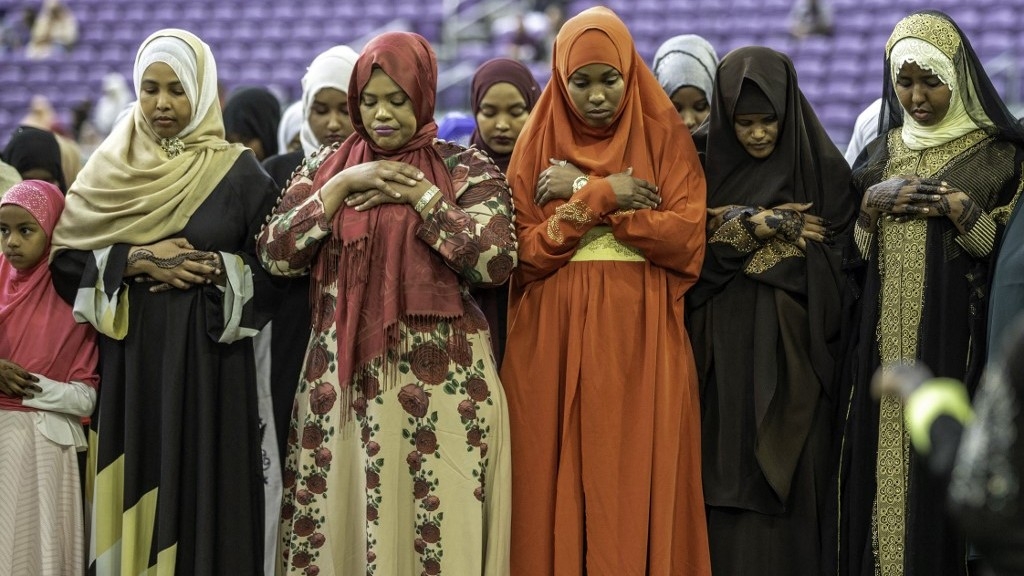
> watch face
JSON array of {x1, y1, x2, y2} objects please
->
[{"x1": 573, "y1": 175, "x2": 589, "y2": 193}]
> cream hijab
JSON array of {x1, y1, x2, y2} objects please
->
[
  {"x1": 51, "y1": 29, "x2": 244, "y2": 254},
  {"x1": 888, "y1": 37, "x2": 982, "y2": 151}
]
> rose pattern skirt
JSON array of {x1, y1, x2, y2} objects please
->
[{"x1": 278, "y1": 308, "x2": 511, "y2": 576}]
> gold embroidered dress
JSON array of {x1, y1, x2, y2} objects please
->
[{"x1": 841, "y1": 11, "x2": 1024, "y2": 576}]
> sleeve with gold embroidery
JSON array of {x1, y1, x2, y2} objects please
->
[
  {"x1": 953, "y1": 149, "x2": 1024, "y2": 259},
  {"x1": 510, "y1": 175, "x2": 619, "y2": 286},
  {"x1": 854, "y1": 226, "x2": 875, "y2": 260},
  {"x1": 709, "y1": 217, "x2": 761, "y2": 253},
  {"x1": 257, "y1": 147, "x2": 336, "y2": 277},
  {"x1": 606, "y1": 132, "x2": 707, "y2": 285},
  {"x1": 955, "y1": 212, "x2": 997, "y2": 258},
  {"x1": 416, "y1": 148, "x2": 517, "y2": 287}
]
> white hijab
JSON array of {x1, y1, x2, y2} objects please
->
[
  {"x1": 652, "y1": 34, "x2": 719, "y2": 100},
  {"x1": 277, "y1": 100, "x2": 303, "y2": 154},
  {"x1": 299, "y1": 45, "x2": 359, "y2": 156}
]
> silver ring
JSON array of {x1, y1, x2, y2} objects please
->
[{"x1": 558, "y1": 160, "x2": 567, "y2": 167}]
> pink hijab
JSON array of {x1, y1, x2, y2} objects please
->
[{"x1": 0, "y1": 180, "x2": 98, "y2": 411}]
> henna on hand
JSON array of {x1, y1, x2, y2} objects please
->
[
  {"x1": 765, "y1": 209, "x2": 805, "y2": 243},
  {"x1": 723, "y1": 206, "x2": 758, "y2": 222},
  {"x1": 956, "y1": 196, "x2": 983, "y2": 231},
  {"x1": 865, "y1": 178, "x2": 910, "y2": 212},
  {"x1": 858, "y1": 209, "x2": 875, "y2": 230},
  {"x1": 127, "y1": 248, "x2": 212, "y2": 270}
]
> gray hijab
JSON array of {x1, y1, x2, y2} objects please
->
[{"x1": 653, "y1": 34, "x2": 718, "y2": 100}]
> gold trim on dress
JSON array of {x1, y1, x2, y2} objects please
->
[
  {"x1": 547, "y1": 199, "x2": 597, "y2": 245},
  {"x1": 710, "y1": 218, "x2": 761, "y2": 254},
  {"x1": 570, "y1": 225, "x2": 645, "y2": 262},
  {"x1": 744, "y1": 239, "x2": 804, "y2": 274},
  {"x1": 990, "y1": 163, "x2": 1024, "y2": 225},
  {"x1": 873, "y1": 138, "x2": 932, "y2": 574}
]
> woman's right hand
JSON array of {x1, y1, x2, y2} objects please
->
[
  {"x1": 320, "y1": 160, "x2": 424, "y2": 216},
  {"x1": 0, "y1": 359, "x2": 39, "y2": 398},
  {"x1": 707, "y1": 204, "x2": 749, "y2": 233},
  {"x1": 747, "y1": 202, "x2": 828, "y2": 250},
  {"x1": 605, "y1": 168, "x2": 661, "y2": 210},
  {"x1": 863, "y1": 176, "x2": 943, "y2": 217},
  {"x1": 126, "y1": 238, "x2": 220, "y2": 292}
]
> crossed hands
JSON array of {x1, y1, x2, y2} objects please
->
[
  {"x1": 537, "y1": 158, "x2": 661, "y2": 209},
  {"x1": 318, "y1": 160, "x2": 431, "y2": 213},
  {"x1": 127, "y1": 238, "x2": 224, "y2": 293},
  {"x1": 707, "y1": 202, "x2": 829, "y2": 250}
]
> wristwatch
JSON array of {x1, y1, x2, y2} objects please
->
[{"x1": 572, "y1": 175, "x2": 590, "y2": 194}]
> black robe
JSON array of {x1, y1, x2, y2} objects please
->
[
  {"x1": 261, "y1": 148, "x2": 312, "y2": 461},
  {"x1": 687, "y1": 47, "x2": 859, "y2": 576},
  {"x1": 51, "y1": 153, "x2": 282, "y2": 575},
  {"x1": 837, "y1": 11, "x2": 1024, "y2": 576}
]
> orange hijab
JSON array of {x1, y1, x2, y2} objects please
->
[{"x1": 507, "y1": 6, "x2": 682, "y2": 186}]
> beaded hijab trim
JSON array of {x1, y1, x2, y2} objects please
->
[{"x1": 886, "y1": 12, "x2": 961, "y2": 59}]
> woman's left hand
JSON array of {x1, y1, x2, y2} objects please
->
[
  {"x1": 536, "y1": 158, "x2": 584, "y2": 205},
  {"x1": 924, "y1": 185, "x2": 983, "y2": 234},
  {"x1": 345, "y1": 178, "x2": 434, "y2": 211}
]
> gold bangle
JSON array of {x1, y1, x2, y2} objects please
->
[{"x1": 414, "y1": 185, "x2": 440, "y2": 212}]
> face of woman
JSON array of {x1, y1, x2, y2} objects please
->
[
  {"x1": 670, "y1": 86, "x2": 710, "y2": 131},
  {"x1": 359, "y1": 69, "x2": 417, "y2": 151},
  {"x1": 309, "y1": 87, "x2": 354, "y2": 148},
  {"x1": 566, "y1": 64, "x2": 625, "y2": 128},
  {"x1": 475, "y1": 82, "x2": 530, "y2": 155},
  {"x1": 733, "y1": 112, "x2": 779, "y2": 159},
  {"x1": 894, "y1": 61, "x2": 953, "y2": 126},
  {"x1": 139, "y1": 62, "x2": 192, "y2": 139}
]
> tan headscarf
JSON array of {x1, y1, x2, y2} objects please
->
[{"x1": 51, "y1": 29, "x2": 244, "y2": 255}]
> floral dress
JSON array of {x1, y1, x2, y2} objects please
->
[{"x1": 259, "y1": 141, "x2": 515, "y2": 576}]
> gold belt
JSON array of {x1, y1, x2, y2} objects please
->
[{"x1": 570, "y1": 226, "x2": 645, "y2": 262}]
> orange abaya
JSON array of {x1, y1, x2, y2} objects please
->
[{"x1": 500, "y1": 7, "x2": 711, "y2": 575}]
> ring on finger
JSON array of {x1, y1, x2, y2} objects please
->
[{"x1": 558, "y1": 160, "x2": 567, "y2": 167}]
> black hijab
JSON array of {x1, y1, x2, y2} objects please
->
[
  {"x1": 692, "y1": 46, "x2": 856, "y2": 312},
  {"x1": 223, "y1": 86, "x2": 282, "y2": 159},
  {"x1": 1, "y1": 125, "x2": 66, "y2": 192},
  {"x1": 688, "y1": 46, "x2": 859, "y2": 516}
]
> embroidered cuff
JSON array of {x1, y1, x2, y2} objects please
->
[
  {"x1": 546, "y1": 199, "x2": 598, "y2": 245},
  {"x1": 854, "y1": 226, "x2": 875, "y2": 259},
  {"x1": 709, "y1": 217, "x2": 760, "y2": 254},
  {"x1": 955, "y1": 213, "x2": 997, "y2": 258},
  {"x1": 745, "y1": 239, "x2": 804, "y2": 275}
]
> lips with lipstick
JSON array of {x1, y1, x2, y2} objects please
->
[{"x1": 373, "y1": 125, "x2": 398, "y2": 136}]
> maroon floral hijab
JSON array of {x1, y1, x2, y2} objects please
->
[{"x1": 310, "y1": 32, "x2": 463, "y2": 392}]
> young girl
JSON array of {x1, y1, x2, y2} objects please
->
[{"x1": 0, "y1": 179, "x2": 98, "y2": 574}]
